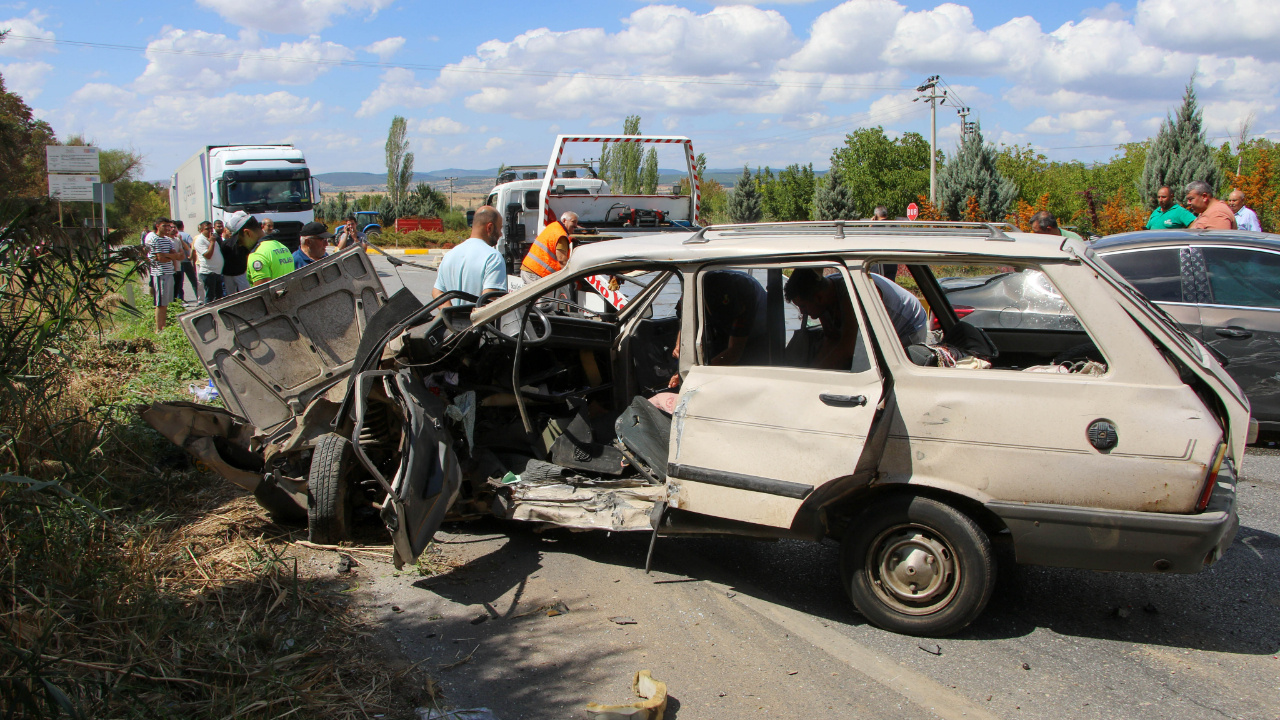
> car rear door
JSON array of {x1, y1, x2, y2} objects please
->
[
  {"x1": 665, "y1": 263, "x2": 886, "y2": 530},
  {"x1": 1096, "y1": 246, "x2": 1201, "y2": 335},
  {"x1": 179, "y1": 248, "x2": 387, "y2": 433},
  {"x1": 1195, "y1": 245, "x2": 1280, "y2": 423}
]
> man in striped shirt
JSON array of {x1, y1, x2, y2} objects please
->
[{"x1": 144, "y1": 218, "x2": 187, "y2": 332}]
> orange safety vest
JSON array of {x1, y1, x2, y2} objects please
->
[{"x1": 521, "y1": 221, "x2": 570, "y2": 278}]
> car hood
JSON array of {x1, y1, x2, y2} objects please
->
[{"x1": 178, "y1": 247, "x2": 388, "y2": 434}]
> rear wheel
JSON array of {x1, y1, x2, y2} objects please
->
[
  {"x1": 840, "y1": 495, "x2": 995, "y2": 636},
  {"x1": 308, "y1": 433, "x2": 355, "y2": 544}
]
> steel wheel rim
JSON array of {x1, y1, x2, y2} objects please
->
[{"x1": 864, "y1": 523, "x2": 960, "y2": 615}]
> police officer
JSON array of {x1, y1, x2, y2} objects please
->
[{"x1": 225, "y1": 211, "x2": 295, "y2": 287}]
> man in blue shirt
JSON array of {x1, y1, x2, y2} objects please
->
[
  {"x1": 292, "y1": 221, "x2": 333, "y2": 268},
  {"x1": 433, "y1": 206, "x2": 508, "y2": 301}
]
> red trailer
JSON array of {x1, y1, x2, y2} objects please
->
[{"x1": 394, "y1": 217, "x2": 444, "y2": 233}]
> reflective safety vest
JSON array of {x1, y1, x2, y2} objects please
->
[{"x1": 521, "y1": 221, "x2": 569, "y2": 278}]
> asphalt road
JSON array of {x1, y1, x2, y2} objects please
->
[{"x1": 359, "y1": 255, "x2": 1280, "y2": 719}]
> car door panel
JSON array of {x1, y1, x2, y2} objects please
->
[
  {"x1": 665, "y1": 265, "x2": 884, "y2": 530},
  {"x1": 1197, "y1": 245, "x2": 1280, "y2": 423}
]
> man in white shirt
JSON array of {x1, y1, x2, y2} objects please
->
[
  {"x1": 144, "y1": 218, "x2": 187, "y2": 332},
  {"x1": 1228, "y1": 189, "x2": 1262, "y2": 232},
  {"x1": 192, "y1": 221, "x2": 224, "y2": 304}
]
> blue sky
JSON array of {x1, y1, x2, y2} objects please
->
[{"x1": 4, "y1": 0, "x2": 1276, "y2": 180}]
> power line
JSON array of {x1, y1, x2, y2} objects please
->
[
  {"x1": 697, "y1": 101, "x2": 927, "y2": 156},
  {"x1": 7, "y1": 34, "x2": 914, "y2": 92}
]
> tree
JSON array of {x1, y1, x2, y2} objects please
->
[
  {"x1": 640, "y1": 147, "x2": 659, "y2": 195},
  {"x1": 813, "y1": 172, "x2": 856, "y2": 221},
  {"x1": 726, "y1": 166, "x2": 762, "y2": 224},
  {"x1": 759, "y1": 163, "x2": 815, "y2": 221},
  {"x1": 600, "y1": 115, "x2": 644, "y2": 194},
  {"x1": 829, "y1": 127, "x2": 934, "y2": 218},
  {"x1": 0, "y1": 69, "x2": 57, "y2": 199},
  {"x1": 385, "y1": 116, "x2": 412, "y2": 207},
  {"x1": 677, "y1": 152, "x2": 726, "y2": 223},
  {"x1": 936, "y1": 124, "x2": 1018, "y2": 222},
  {"x1": 405, "y1": 182, "x2": 447, "y2": 218},
  {"x1": 1140, "y1": 78, "x2": 1222, "y2": 206}
]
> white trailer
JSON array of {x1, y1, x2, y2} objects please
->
[{"x1": 169, "y1": 144, "x2": 322, "y2": 250}]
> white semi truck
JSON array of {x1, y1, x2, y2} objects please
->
[{"x1": 169, "y1": 144, "x2": 321, "y2": 250}]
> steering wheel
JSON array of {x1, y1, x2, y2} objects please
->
[
  {"x1": 484, "y1": 303, "x2": 553, "y2": 346},
  {"x1": 476, "y1": 289, "x2": 507, "y2": 307}
]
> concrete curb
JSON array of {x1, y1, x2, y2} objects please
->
[{"x1": 365, "y1": 247, "x2": 449, "y2": 256}]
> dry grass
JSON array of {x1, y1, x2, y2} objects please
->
[{"x1": 1, "y1": 314, "x2": 443, "y2": 719}]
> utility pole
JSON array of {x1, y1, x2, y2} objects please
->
[
  {"x1": 446, "y1": 177, "x2": 457, "y2": 211},
  {"x1": 956, "y1": 106, "x2": 976, "y2": 140},
  {"x1": 914, "y1": 75, "x2": 946, "y2": 205}
]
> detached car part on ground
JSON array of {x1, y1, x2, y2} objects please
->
[{"x1": 143, "y1": 224, "x2": 1248, "y2": 637}]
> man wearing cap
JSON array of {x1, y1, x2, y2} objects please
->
[
  {"x1": 292, "y1": 221, "x2": 333, "y2": 269},
  {"x1": 218, "y1": 215, "x2": 252, "y2": 294}
]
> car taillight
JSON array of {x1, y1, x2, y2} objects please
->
[
  {"x1": 930, "y1": 306, "x2": 974, "y2": 331},
  {"x1": 1196, "y1": 442, "x2": 1228, "y2": 511}
]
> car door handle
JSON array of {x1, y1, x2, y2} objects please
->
[
  {"x1": 820, "y1": 393, "x2": 867, "y2": 407},
  {"x1": 1215, "y1": 327, "x2": 1252, "y2": 339}
]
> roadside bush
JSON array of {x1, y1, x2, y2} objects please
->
[
  {"x1": 369, "y1": 228, "x2": 469, "y2": 248},
  {"x1": 1, "y1": 201, "x2": 431, "y2": 719}
]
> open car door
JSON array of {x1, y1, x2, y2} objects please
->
[{"x1": 179, "y1": 248, "x2": 387, "y2": 434}]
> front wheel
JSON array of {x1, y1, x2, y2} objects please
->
[
  {"x1": 840, "y1": 495, "x2": 995, "y2": 637},
  {"x1": 308, "y1": 433, "x2": 355, "y2": 544}
]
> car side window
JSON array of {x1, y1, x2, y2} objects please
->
[
  {"x1": 1099, "y1": 248, "x2": 1183, "y2": 303},
  {"x1": 1200, "y1": 247, "x2": 1280, "y2": 309}
]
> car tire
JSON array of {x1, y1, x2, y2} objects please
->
[
  {"x1": 308, "y1": 433, "x2": 354, "y2": 544},
  {"x1": 840, "y1": 495, "x2": 995, "y2": 637},
  {"x1": 365, "y1": 227, "x2": 382, "y2": 237}
]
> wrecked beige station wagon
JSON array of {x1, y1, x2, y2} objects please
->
[{"x1": 144, "y1": 221, "x2": 1248, "y2": 636}]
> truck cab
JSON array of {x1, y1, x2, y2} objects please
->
[
  {"x1": 483, "y1": 165, "x2": 610, "y2": 274},
  {"x1": 170, "y1": 144, "x2": 320, "y2": 251}
]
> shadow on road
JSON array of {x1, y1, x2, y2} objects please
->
[{"x1": 394, "y1": 516, "x2": 1280, "y2": 664}]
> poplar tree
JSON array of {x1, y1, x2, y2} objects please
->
[
  {"x1": 726, "y1": 166, "x2": 762, "y2": 224},
  {"x1": 1140, "y1": 78, "x2": 1222, "y2": 207},
  {"x1": 812, "y1": 171, "x2": 856, "y2": 220},
  {"x1": 936, "y1": 124, "x2": 1018, "y2": 221},
  {"x1": 640, "y1": 147, "x2": 659, "y2": 194},
  {"x1": 385, "y1": 115, "x2": 413, "y2": 207}
]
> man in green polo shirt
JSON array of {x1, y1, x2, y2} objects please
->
[{"x1": 1146, "y1": 185, "x2": 1196, "y2": 230}]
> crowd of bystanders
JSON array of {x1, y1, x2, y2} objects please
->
[{"x1": 142, "y1": 212, "x2": 356, "y2": 333}]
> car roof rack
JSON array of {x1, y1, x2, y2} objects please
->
[{"x1": 683, "y1": 220, "x2": 1016, "y2": 244}]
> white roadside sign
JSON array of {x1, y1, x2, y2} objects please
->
[
  {"x1": 46, "y1": 145, "x2": 101, "y2": 174},
  {"x1": 48, "y1": 174, "x2": 101, "y2": 201}
]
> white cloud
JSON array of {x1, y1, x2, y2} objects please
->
[
  {"x1": 1025, "y1": 109, "x2": 1118, "y2": 135},
  {"x1": 133, "y1": 29, "x2": 354, "y2": 94},
  {"x1": 356, "y1": 67, "x2": 448, "y2": 118},
  {"x1": 68, "y1": 82, "x2": 137, "y2": 106},
  {"x1": 0, "y1": 9, "x2": 54, "y2": 59},
  {"x1": 416, "y1": 116, "x2": 468, "y2": 134},
  {"x1": 0, "y1": 60, "x2": 50, "y2": 98},
  {"x1": 484, "y1": 137, "x2": 505, "y2": 152},
  {"x1": 1136, "y1": 0, "x2": 1280, "y2": 62},
  {"x1": 363, "y1": 36, "x2": 404, "y2": 61},
  {"x1": 195, "y1": 0, "x2": 394, "y2": 34}
]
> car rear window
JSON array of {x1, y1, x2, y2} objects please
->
[
  {"x1": 1098, "y1": 248, "x2": 1182, "y2": 303},
  {"x1": 1200, "y1": 247, "x2": 1280, "y2": 309}
]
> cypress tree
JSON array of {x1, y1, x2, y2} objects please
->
[
  {"x1": 812, "y1": 172, "x2": 857, "y2": 220},
  {"x1": 1140, "y1": 78, "x2": 1222, "y2": 206},
  {"x1": 937, "y1": 123, "x2": 1018, "y2": 221},
  {"x1": 726, "y1": 166, "x2": 763, "y2": 223}
]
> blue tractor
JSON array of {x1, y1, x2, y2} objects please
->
[{"x1": 354, "y1": 210, "x2": 382, "y2": 236}]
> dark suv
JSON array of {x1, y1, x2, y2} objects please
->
[{"x1": 1094, "y1": 229, "x2": 1280, "y2": 432}]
